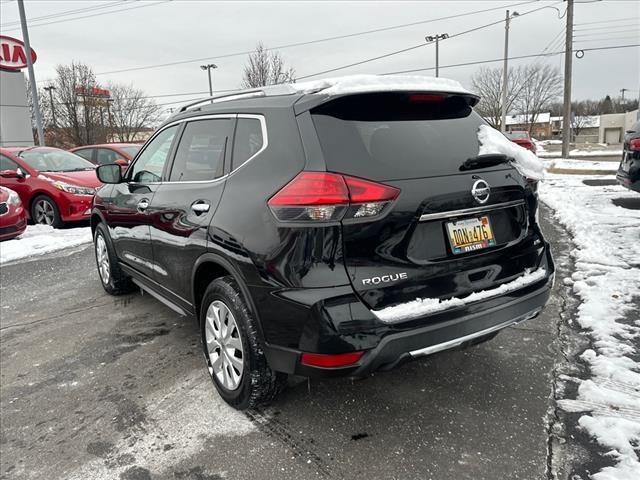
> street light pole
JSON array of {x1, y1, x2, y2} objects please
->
[
  {"x1": 17, "y1": 0, "x2": 45, "y2": 146},
  {"x1": 200, "y1": 63, "x2": 218, "y2": 97},
  {"x1": 500, "y1": 10, "x2": 519, "y2": 133},
  {"x1": 44, "y1": 86, "x2": 57, "y2": 127},
  {"x1": 425, "y1": 33, "x2": 449, "y2": 77}
]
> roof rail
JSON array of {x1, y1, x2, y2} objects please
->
[{"x1": 177, "y1": 84, "x2": 299, "y2": 113}]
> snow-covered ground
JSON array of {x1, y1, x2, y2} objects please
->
[
  {"x1": 544, "y1": 159, "x2": 620, "y2": 172},
  {"x1": 0, "y1": 225, "x2": 92, "y2": 264},
  {"x1": 538, "y1": 149, "x2": 623, "y2": 158},
  {"x1": 540, "y1": 175, "x2": 640, "y2": 479}
]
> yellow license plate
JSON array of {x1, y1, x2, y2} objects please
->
[{"x1": 446, "y1": 216, "x2": 496, "y2": 254}]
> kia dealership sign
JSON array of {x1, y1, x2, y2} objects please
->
[{"x1": 0, "y1": 35, "x2": 37, "y2": 72}]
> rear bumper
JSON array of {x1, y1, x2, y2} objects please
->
[
  {"x1": 263, "y1": 244, "x2": 554, "y2": 377},
  {"x1": 616, "y1": 171, "x2": 640, "y2": 192}
]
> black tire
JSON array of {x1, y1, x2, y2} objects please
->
[
  {"x1": 31, "y1": 194, "x2": 62, "y2": 228},
  {"x1": 93, "y1": 223, "x2": 135, "y2": 295},
  {"x1": 200, "y1": 276, "x2": 286, "y2": 410}
]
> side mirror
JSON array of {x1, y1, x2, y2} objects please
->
[
  {"x1": 0, "y1": 169, "x2": 24, "y2": 179},
  {"x1": 96, "y1": 164, "x2": 122, "y2": 184},
  {"x1": 114, "y1": 158, "x2": 128, "y2": 167}
]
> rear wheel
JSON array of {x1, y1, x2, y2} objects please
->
[
  {"x1": 201, "y1": 276, "x2": 286, "y2": 410},
  {"x1": 94, "y1": 223, "x2": 135, "y2": 295},
  {"x1": 31, "y1": 195, "x2": 62, "y2": 228}
]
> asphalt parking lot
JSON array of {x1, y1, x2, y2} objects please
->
[{"x1": 1, "y1": 209, "x2": 567, "y2": 480}]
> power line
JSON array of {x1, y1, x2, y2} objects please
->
[
  {"x1": 0, "y1": 0, "x2": 128, "y2": 28},
  {"x1": 87, "y1": 0, "x2": 540, "y2": 76},
  {"x1": 2, "y1": 0, "x2": 172, "y2": 32},
  {"x1": 574, "y1": 22, "x2": 639, "y2": 31},
  {"x1": 379, "y1": 44, "x2": 640, "y2": 76},
  {"x1": 574, "y1": 30, "x2": 639, "y2": 39},
  {"x1": 296, "y1": 1, "x2": 562, "y2": 81},
  {"x1": 575, "y1": 17, "x2": 639, "y2": 26},
  {"x1": 574, "y1": 36, "x2": 640, "y2": 43}
]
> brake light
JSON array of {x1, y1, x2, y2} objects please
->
[
  {"x1": 409, "y1": 93, "x2": 446, "y2": 103},
  {"x1": 630, "y1": 138, "x2": 640, "y2": 151},
  {"x1": 300, "y1": 351, "x2": 365, "y2": 368},
  {"x1": 268, "y1": 172, "x2": 400, "y2": 223}
]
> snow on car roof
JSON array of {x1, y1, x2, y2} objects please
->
[{"x1": 291, "y1": 74, "x2": 475, "y2": 97}]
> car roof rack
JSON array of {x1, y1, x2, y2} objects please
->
[{"x1": 177, "y1": 84, "x2": 300, "y2": 113}]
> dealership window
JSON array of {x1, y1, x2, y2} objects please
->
[
  {"x1": 232, "y1": 117, "x2": 264, "y2": 170},
  {"x1": 169, "y1": 118, "x2": 234, "y2": 182},
  {"x1": 130, "y1": 125, "x2": 178, "y2": 183}
]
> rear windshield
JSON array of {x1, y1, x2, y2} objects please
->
[{"x1": 311, "y1": 92, "x2": 487, "y2": 181}]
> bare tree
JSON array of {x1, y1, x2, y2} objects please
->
[
  {"x1": 516, "y1": 64, "x2": 562, "y2": 134},
  {"x1": 471, "y1": 66, "x2": 526, "y2": 129},
  {"x1": 53, "y1": 61, "x2": 106, "y2": 146},
  {"x1": 241, "y1": 42, "x2": 295, "y2": 88},
  {"x1": 106, "y1": 83, "x2": 161, "y2": 142}
]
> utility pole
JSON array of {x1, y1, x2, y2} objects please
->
[
  {"x1": 17, "y1": 0, "x2": 45, "y2": 146},
  {"x1": 200, "y1": 64, "x2": 217, "y2": 97},
  {"x1": 500, "y1": 10, "x2": 519, "y2": 132},
  {"x1": 425, "y1": 34, "x2": 449, "y2": 77},
  {"x1": 561, "y1": 0, "x2": 574, "y2": 158},
  {"x1": 620, "y1": 88, "x2": 628, "y2": 102},
  {"x1": 44, "y1": 86, "x2": 56, "y2": 127}
]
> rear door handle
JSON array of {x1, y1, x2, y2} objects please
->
[
  {"x1": 137, "y1": 198, "x2": 150, "y2": 212},
  {"x1": 191, "y1": 201, "x2": 210, "y2": 214}
]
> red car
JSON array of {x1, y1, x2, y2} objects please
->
[
  {"x1": 506, "y1": 131, "x2": 537, "y2": 153},
  {"x1": 0, "y1": 147, "x2": 102, "y2": 227},
  {"x1": 0, "y1": 186, "x2": 27, "y2": 241},
  {"x1": 70, "y1": 143, "x2": 141, "y2": 167}
]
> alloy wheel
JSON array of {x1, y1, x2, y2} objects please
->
[
  {"x1": 34, "y1": 199, "x2": 55, "y2": 225},
  {"x1": 95, "y1": 234, "x2": 110, "y2": 285},
  {"x1": 204, "y1": 300, "x2": 244, "y2": 391}
]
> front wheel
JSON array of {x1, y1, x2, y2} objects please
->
[
  {"x1": 31, "y1": 195, "x2": 62, "y2": 227},
  {"x1": 94, "y1": 223, "x2": 135, "y2": 295},
  {"x1": 201, "y1": 276, "x2": 286, "y2": 410}
]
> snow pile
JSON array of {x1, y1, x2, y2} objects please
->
[
  {"x1": 292, "y1": 74, "x2": 473, "y2": 97},
  {"x1": 373, "y1": 268, "x2": 547, "y2": 323},
  {"x1": 540, "y1": 175, "x2": 640, "y2": 479},
  {"x1": 477, "y1": 125, "x2": 545, "y2": 180},
  {"x1": 0, "y1": 225, "x2": 92, "y2": 264}
]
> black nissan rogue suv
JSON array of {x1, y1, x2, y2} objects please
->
[{"x1": 91, "y1": 77, "x2": 554, "y2": 410}]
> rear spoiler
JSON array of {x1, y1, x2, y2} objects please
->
[{"x1": 293, "y1": 90, "x2": 480, "y2": 115}]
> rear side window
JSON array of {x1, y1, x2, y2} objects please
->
[
  {"x1": 311, "y1": 92, "x2": 485, "y2": 181},
  {"x1": 74, "y1": 149, "x2": 94, "y2": 162},
  {"x1": 232, "y1": 117, "x2": 264, "y2": 170},
  {"x1": 0, "y1": 154, "x2": 19, "y2": 170},
  {"x1": 96, "y1": 148, "x2": 118, "y2": 165},
  {"x1": 170, "y1": 118, "x2": 234, "y2": 182}
]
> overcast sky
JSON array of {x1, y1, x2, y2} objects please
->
[{"x1": 1, "y1": 0, "x2": 638, "y2": 114}]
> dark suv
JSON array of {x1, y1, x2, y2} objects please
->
[{"x1": 92, "y1": 78, "x2": 554, "y2": 410}]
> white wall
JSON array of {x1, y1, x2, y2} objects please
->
[
  {"x1": 598, "y1": 110, "x2": 639, "y2": 144},
  {"x1": 0, "y1": 70, "x2": 34, "y2": 147}
]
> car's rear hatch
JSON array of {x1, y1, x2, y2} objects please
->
[{"x1": 308, "y1": 92, "x2": 545, "y2": 320}]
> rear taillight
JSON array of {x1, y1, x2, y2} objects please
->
[
  {"x1": 630, "y1": 139, "x2": 640, "y2": 151},
  {"x1": 268, "y1": 171, "x2": 400, "y2": 223}
]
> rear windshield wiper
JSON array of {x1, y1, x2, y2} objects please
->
[{"x1": 460, "y1": 154, "x2": 512, "y2": 171}]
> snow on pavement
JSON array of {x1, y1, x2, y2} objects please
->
[
  {"x1": 540, "y1": 175, "x2": 640, "y2": 479},
  {"x1": 0, "y1": 225, "x2": 92, "y2": 264},
  {"x1": 544, "y1": 158, "x2": 619, "y2": 172},
  {"x1": 538, "y1": 149, "x2": 623, "y2": 158}
]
